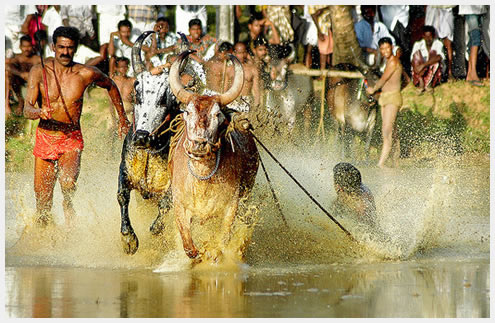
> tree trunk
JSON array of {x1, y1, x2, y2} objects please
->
[
  {"x1": 216, "y1": 5, "x2": 234, "y2": 44},
  {"x1": 329, "y1": 5, "x2": 362, "y2": 67}
]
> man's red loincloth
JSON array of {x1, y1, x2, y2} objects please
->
[{"x1": 33, "y1": 128, "x2": 84, "y2": 160}]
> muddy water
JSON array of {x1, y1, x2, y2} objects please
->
[{"x1": 4, "y1": 144, "x2": 490, "y2": 318}]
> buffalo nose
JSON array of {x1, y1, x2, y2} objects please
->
[{"x1": 132, "y1": 130, "x2": 151, "y2": 147}]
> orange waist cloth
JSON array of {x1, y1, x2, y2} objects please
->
[{"x1": 33, "y1": 128, "x2": 84, "y2": 160}]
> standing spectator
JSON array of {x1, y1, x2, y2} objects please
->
[
  {"x1": 108, "y1": 19, "x2": 135, "y2": 77},
  {"x1": 60, "y1": 5, "x2": 98, "y2": 51},
  {"x1": 6, "y1": 35, "x2": 41, "y2": 116},
  {"x1": 458, "y1": 5, "x2": 488, "y2": 86},
  {"x1": 379, "y1": 5, "x2": 411, "y2": 75},
  {"x1": 5, "y1": 5, "x2": 37, "y2": 58},
  {"x1": 308, "y1": 5, "x2": 333, "y2": 71},
  {"x1": 146, "y1": 17, "x2": 178, "y2": 68},
  {"x1": 298, "y1": 5, "x2": 318, "y2": 68},
  {"x1": 41, "y1": 5, "x2": 62, "y2": 57},
  {"x1": 126, "y1": 5, "x2": 158, "y2": 39},
  {"x1": 366, "y1": 37, "x2": 403, "y2": 169},
  {"x1": 262, "y1": 6, "x2": 294, "y2": 44},
  {"x1": 410, "y1": 25, "x2": 446, "y2": 93},
  {"x1": 425, "y1": 5, "x2": 456, "y2": 81},
  {"x1": 175, "y1": 5, "x2": 207, "y2": 36},
  {"x1": 96, "y1": 5, "x2": 126, "y2": 48}
]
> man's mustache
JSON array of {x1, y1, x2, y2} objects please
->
[{"x1": 61, "y1": 54, "x2": 71, "y2": 59}]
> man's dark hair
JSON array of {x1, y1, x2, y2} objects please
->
[
  {"x1": 378, "y1": 37, "x2": 393, "y2": 47},
  {"x1": 20, "y1": 35, "x2": 32, "y2": 44},
  {"x1": 156, "y1": 16, "x2": 170, "y2": 25},
  {"x1": 333, "y1": 162, "x2": 362, "y2": 193},
  {"x1": 248, "y1": 12, "x2": 264, "y2": 25},
  {"x1": 218, "y1": 41, "x2": 233, "y2": 53},
  {"x1": 118, "y1": 19, "x2": 133, "y2": 30},
  {"x1": 422, "y1": 25, "x2": 436, "y2": 36},
  {"x1": 253, "y1": 35, "x2": 268, "y2": 49},
  {"x1": 115, "y1": 56, "x2": 130, "y2": 65},
  {"x1": 53, "y1": 26, "x2": 80, "y2": 47},
  {"x1": 188, "y1": 18, "x2": 202, "y2": 28}
]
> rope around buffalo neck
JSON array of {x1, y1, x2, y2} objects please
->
[{"x1": 187, "y1": 147, "x2": 221, "y2": 181}]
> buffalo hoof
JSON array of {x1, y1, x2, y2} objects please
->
[
  {"x1": 149, "y1": 218, "x2": 165, "y2": 236},
  {"x1": 185, "y1": 247, "x2": 199, "y2": 259},
  {"x1": 121, "y1": 230, "x2": 139, "y2": 255}
]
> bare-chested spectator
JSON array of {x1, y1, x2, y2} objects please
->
[
  {"x1": 410, "y1": 25, "x2": 445, "y2": 93},
  {"x1": 111, "y1": 57, "x2": 136, "y2": 118},
  {"x1": 251, "y1": 36, "x2": 271, "y2": 92},
  {"x1": 242, "y1": 12, "x2": 280, "y2": 58},
  {"x1": 6, "y1": 35, "x2": 41, "y2": 116},
  {"x1": 366, "y1": 37, "x2": 403, "y2": 169},
  {"x1": 233, "y1": 42, "x2": 261, "y2": 111}
]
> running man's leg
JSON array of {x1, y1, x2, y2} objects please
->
[
  {"x1": 34, "y1": 156, "x2": 58, "y2": 224},
  {"x1": 57, "y1": 149, "x2": 82, "y2": 226}
]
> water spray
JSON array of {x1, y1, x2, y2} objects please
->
[{"x1": 250, "y1": 130, "x2": 355, "y2": 241}]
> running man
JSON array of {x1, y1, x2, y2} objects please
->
[{"x1": 23, "y1": 26, "x2": 130, "y2": 226}]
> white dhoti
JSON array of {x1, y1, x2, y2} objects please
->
[{"x1": 425, "y1": 6, "x2": 454, "y2": 42}]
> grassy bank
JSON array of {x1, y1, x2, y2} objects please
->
[{"x1": 4, "y1": 78, "x2": 490, "y2": 172}]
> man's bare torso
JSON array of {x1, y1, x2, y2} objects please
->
[
  {"x1": 382, "y1": 56, "x2": 402, "y2": 93},
  {"x1": 34, "y1": 58, "x2": 98, "y2": 130}
]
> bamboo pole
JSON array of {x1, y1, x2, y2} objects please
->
[
  {"x1": 316, "y1": 74, "x2": 327, "y2": 139},
  {"x1": 289, "y1": 67, "x2": 364, "y2": 79}
]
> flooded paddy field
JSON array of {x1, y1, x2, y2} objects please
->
[{"x1": 4, "y1": 141, "x2": 490, "y2": 318}]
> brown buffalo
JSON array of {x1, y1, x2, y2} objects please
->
[{"x1": 168, "y1": 52, "x2": 259, "y2": 260}]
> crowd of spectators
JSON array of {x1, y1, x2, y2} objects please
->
[{"x1": 5, "y1": 5, "x2": 490, "y2": 118}]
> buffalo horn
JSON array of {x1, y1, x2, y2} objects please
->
[
  {"x1": 218, "y1": 54, "x2": 245, "y2": 106},
  {"x1": 169, "y1": 50, "x2": 196, "y2": 104},
  {"x1": 131, "y1": 31, "x2": 155, "y2": 76}
]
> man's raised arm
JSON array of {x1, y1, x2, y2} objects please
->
[{"x1": 92, "y1": 67, "x2": 131, "y2": 138}]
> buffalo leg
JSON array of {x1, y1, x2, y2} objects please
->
[
  {"x1": 364, "y1": 109, "x2": 377, "y2": 161},
  {"x1": 150, "y1": 190, "x2": 172, "y2": 235},
  {"x1": 117, "y1": 161, "x2": 139, "y2": 255},
  {"x1": 175, "y1": 206, "x2": 198, "y2": 259}
]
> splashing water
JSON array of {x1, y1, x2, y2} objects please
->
[{"x1": 5, "y1": 136, "x2": 489, "y2": 272}]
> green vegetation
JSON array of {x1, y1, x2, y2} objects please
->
[{"x1": 5, "y1": 79, "x2": 490, "y2": 172}]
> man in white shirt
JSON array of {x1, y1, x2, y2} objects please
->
[{"x1": 410, "y1": 25, "x2": 445, "y2": 92}]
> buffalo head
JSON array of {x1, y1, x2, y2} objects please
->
[
  {"x1": 131, "y1": 31, "x2": 176, "y2": 148},
  {"x1": 169, "y1": 51, "x2": 244, "y2": 158}
]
